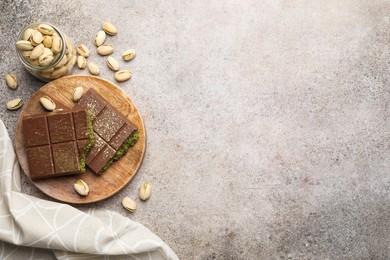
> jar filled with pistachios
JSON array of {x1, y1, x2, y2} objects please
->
[{"x1": 15, "y1": 22, "x2": 76, "y2": 82}]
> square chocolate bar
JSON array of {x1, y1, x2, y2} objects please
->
[
  {"x1": 75, "y1": 88, "x2": 138, "y2": 174},
  {"x1": 23, "y1": 108, "x2": 93, "y2": 180}
]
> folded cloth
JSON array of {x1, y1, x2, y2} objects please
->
[{"x1": 0, "y1": 120, "x2": 179, "y2": 260}]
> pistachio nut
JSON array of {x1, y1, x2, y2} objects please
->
[
  {"x1": 16, "y1": 40, "x2": 34, "y2": 51},
  {"x1": 72, "y1": 86, "x2": 84, "y2": 102},
  {"x1": 102, "y1": 22, "x2": 118, "y2": 36},
  {"x1": 42, "y1": 35, "x2": 53, "y2": 48},
  {"x1": 70, "y1": 55, "x2": 77, "y2": 67},
  {"x1": 97, "y1": 44, "x2": 114, "y2": 56},
  {"x1": 139, "y1": 182, "x2": 152, "y2": 201},
  {"x1": 87, "y1": 62, "x2": 100, "y2": 75},
  {"x1": 121, "y1": 197, "x2": 137, "y2": 212},
  {"x1": 76, "y1": 44, "x2": 90, "y2": 57},
  {"x1": 53, "y1": 52, "x2": 61, "y2": 63},
  {"x1": 31, "y1": 59, "x2": 40, "y2": 66},
  {"x1": 22, "y1": 28, "x2": 34, "y2": 41},
  {"x1": 6, "y1": 98, "x2": 23, "y2": 111},
  {"x1": 51, "y1": 66, "x2": 68, "y2": 79},
  {"x1": 31, "y1": 30, "x2": 43, "y2": 45},
  {"x1": 106, "y1": 56, "x2": 120, "y2": 71},
  {"x1": 41, "y1": 67, "x2": 54, "y2": 73},
  {"x1": 95, "y1": 30, "x2": 106, "y2": 46},
  {"x1": 42, "y1": 47, "x2": 54, "y2": 57},
  {"x1": 5, "y1": 74, "x2": 18, "y2": 90},
  {"x1": 74, "y1": 179, "x2": 89, "y2": 196},
  {"x1": 30, "y1": 44, "x2": 45, "y2": 60},
  {"x1": 77, "y1": 56, "x2": 87, "y2": 69},
  {"x1": 39, "y1": 96, "x2": 56, "y2": 111},
  {"x1": 51, "y1": 35, "x2": 62, "y2": 54},
  {"x1": 115, "y1": 70, "x2": 132, "y2": 82},
  {"x1": 22, "y1": 50, "x2": 32, "y2": 57},
  {"x1": 54, "y1": 55, "x2": 67, "y2": 68},
  {"x1": 122, "y1": 49, "x2": 136, "y2": 61},
  {"x1": 39, "y1": 53, "x2": 54, "y2": 66},
  {"x1": 37, "y1": 24, "x2": 55, "y2": 35},
  {"x1": 41, "y1": 71, "x2": 52, "y2": 79}
]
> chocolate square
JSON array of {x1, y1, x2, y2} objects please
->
[
  {"x1": 52, "y1": 142, "x2": 81, "y2": 174},
  {"x1": 47, "y1": 112, "x2": 75, "y2": 143},
  {"x1": 26, "y1": 145, "x2": 54, "y2": 180},
  {"x1": 109, "y1": 124, "x2": 136, "y2": 150},
  {"x1": 75, "y1": 88, "x2": 138, "y2": 174},
  {"x1": 22, "y1": 116, "x2": 50, "y2": 147},
  {"x1": 73, "y1": 110, "x2": 89, "y2": 140},
  {"x1": 76, "y1": 90, "x2": 106, "y2": 120},
  {"x1": 88, "y1": 145, "x2": 116, "y2": 174},
  {"x1": 86, "y1": 133, "x2": 107, "y2": 164},
  {"x1": 23, "y1": 108, "x2": 91, "y2": 180},
  {"x1": 93, "y1": 107, "x2": 125, "y2": 142}
]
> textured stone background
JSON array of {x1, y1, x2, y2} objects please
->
[{"x1": 1, "y1": 0, "x2": 390, "y2": 259}]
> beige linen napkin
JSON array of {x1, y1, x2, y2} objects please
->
[{"x1": 0, "y1": 119, "x2": 179, "y2": 259}]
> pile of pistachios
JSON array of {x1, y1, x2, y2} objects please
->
[
  {"x1": 76, "y1": 21, "x2": 135, "y2": 83},
  {"x1": 15, "y1": 23, "x2": 76, "y2": 80}
]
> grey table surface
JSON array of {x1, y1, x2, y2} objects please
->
[{"x1": 1, "y1": 0, "x2": 390, "y2": 259}]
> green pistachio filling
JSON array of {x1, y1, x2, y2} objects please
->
[
  {"x1": 98, "y1": 129, "x2": 139, "y2": 174},
  {"x1": 80, "y1": 111, "x2": 94, "y2": 171}
]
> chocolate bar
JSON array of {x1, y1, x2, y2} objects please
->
[
  {"x1": 23, "y1": 108, "x2": 93, "y2": 180},
  {"x1": 75, "y1": 88, "x2": 138, "y2": 174}
]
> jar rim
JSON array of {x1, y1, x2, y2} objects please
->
[{"x1": 15, "y1": 22, "x2": 66, "y2": 71}]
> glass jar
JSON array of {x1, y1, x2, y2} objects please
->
[{"x1": 15, "y1": 22, "x2": 76, "y2": 82}]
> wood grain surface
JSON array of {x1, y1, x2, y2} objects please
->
[{"x1": 15, "y1": 75, "x2": 146, "y2": 205}]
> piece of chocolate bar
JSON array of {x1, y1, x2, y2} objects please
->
[
  {"x1": 75, "y1": 88, "x2": 139, "y2": 175},
  {"x1": 22, "y1": 108, "x2": 93, "y2": 180}
]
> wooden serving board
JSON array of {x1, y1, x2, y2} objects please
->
[{"x1": 15, "y1": 75, "x2": 146, "y2": 205}]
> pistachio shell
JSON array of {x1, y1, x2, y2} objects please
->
[
  {"x1": 106, "y1": 56, "x2": 119, "y2": 71},
  {"x1": 6, "y1": 98, "x2": 23, "y2": 111},
  {"x1": 16, "y1": 40, "x2": 34, "y2": 51},
  {"x1": 40, "y1": 71, "x2": 52, "y2": 79},
  {"x1": 97, "y1": 44, "x2": 114, "y2": 56},
  {"x1": 72, "y1": 87, "x2": 84, "y2": 102},
  {"x1": 102, "y1": 22, "x2": 118, "y2": 36},
  {"x1": 87, "y1": 62, "x2": 100, "y2": 75},
  {"x1": 95, "y1": 30, "x2": 106, "y2": 46},
  {"x1": 51, "y1": 35, "x2": 62, "y2": 54},
  {"x1": 32, "y1": 30, "x2": 43, "y2": 45},
  {"x1": 39, "y1": 96, "x2": 56, "y2": 111},
  {"x1": 22, "y1": 50, "x2": 32, "y2": 57},
  {"x1": 122, "y1": 197, "x2": 137, "y2": 212},
  {"x1": 54, "y1": 55, "x2": 67, "y2": 68},
  {"x1": 38, "y1": 53, "x2": 54, "y2": 66},
  {"x1": 41, "y1": 67, "x2": 54, "y2": 73},
  {"x1": 77, "y1": 56, "x2": 86, "y2": 69},
  {"x1": 5, "y1": 74, "x2": 17, "y2": 90},
  {"x1": 69, "y1": 55, "x2": 77, "y2": 68},
  {"x1": 42, "y1": 35, "x2": 53, "y2": 48},
  {"x1": 139, "y1": 183, "x2": 152, "y2": 201},
  {"x1": 22, "y1": 28, "x2": 34, "y2": 41},
  {"x1": 30, "y1": 44, "x2": 45, "y2": 60},
  {"x1": 42, "y1": 47, "x2": 53, "y2": 57},
  {"x1": 74, "y1": 179, "x2": 89, "y2": 196},
  {"x1": 115, "y1": 70, "x2": 132, "y2": 82},
  {"x1": 122, "y1": 49, "x2": 136, "y2": 61},
  {"x1": 37, "y1": 24, "x2": 55, "y2": 35},
  {"x1": 76, "y1": 43, "x2": 90, "y2": 57},
  {"x1": 50, "y1": 66, "x2": 68, "y2": 79}
]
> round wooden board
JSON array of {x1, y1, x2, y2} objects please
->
[{"x1": 15, "y1": 75, "x2": 146, "y2": 205}]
